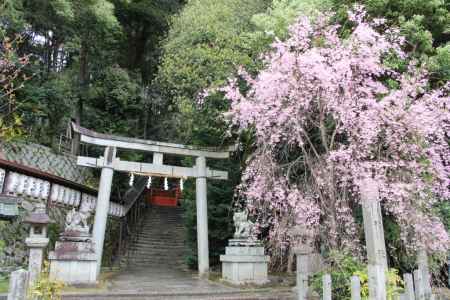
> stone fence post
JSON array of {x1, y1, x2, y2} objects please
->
[
  {"x1": 293, "y1": 246, "x2": 317, "y2": 300},
  {"x1": 403, "y1": 273, "x2": 415, "y2": 300},
  {"x1": 7, "y1": 269, "x2": 28, "y2": 300},
  {"x1": 360, "y1": 177, "x2": 387, "y2": 300},
  {"x1": 351, "y1": 275, "x2": 361, "y2": 300},
  {"x1": 417, "y1": 249, "x2": 432, "y2": 299},
  {"x1": 322, "y1": 274, "x2": 332, "y2": 300}
]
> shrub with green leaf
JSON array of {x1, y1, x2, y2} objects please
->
[
  {"x1": 29, "y1": 261, "x2": 65, "y2": 300},
  {"x1": 311, "y1": 251, "x2": 404, "y2": 299}
]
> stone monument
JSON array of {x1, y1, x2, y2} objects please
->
[
  {"x1": 220, "y1": 210, "x2": 269, "y2": 285},
  {"x1": 49, "y1": 200, "x2": 97, "y2": 285}
]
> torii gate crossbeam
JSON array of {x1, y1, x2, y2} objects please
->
[{"x1": 71, "y1": 123, "x2": 233, "y2": 278}]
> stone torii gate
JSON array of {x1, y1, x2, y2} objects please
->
[{"x1": 71, "y1": 123, "x2": 233, "y2": 278}]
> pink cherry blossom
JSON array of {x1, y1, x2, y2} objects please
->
[{"x1": 223, "y1": 10, "x2": 450, "y2": 255}]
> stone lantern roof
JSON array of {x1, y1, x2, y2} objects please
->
[
  {"x1": 23, "y1": 202, "x2": 53, "y2": 225},
  {"x1": 23, "y1": 212, "x2": 52, "y2": 225}
]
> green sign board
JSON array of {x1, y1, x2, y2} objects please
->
[{"x1": 0, "y1": 196, "x2": 20, "y2": 219}]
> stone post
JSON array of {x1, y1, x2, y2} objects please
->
[
  {"x1": 195, "y1": 156, "x2": 209, "y2": 276},
  {"x1": 294, "y1": 249, "x2": 312, "y2": 300},
  {"x1": 7, "y1": 269, "x2": 28, "y2": 300},
  {"x1": 92, "y1": 146, "x2": 116, "y2": 277},
  {"x1": 414, "y1": 269, "x2": 425, "y2": 300},
  {"x1": 403, "y1": 273, "x2": 415, "y2": 300},
  {"x1": 448, "y1": 253, "x2": 450, "y2": 288},
  {"x1": 323, "y1": 274, "x2": 332, "y2": 300},
  {"x1": 360, "y1": 177, "x2": 387, "y2": 300},
  {"x1": 351, "y1": 275, "x2": 361, "y2": 300},
  {"x1": 417, "y1": 249, "x2": 432, "y2": 299}
]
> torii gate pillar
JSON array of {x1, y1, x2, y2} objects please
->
[
  {"x1": 92, "y1": 146, "x2": 116, "y2": 277},
  {"x1": 196, "y1": 156, "x2": 209, "y2": 276}
]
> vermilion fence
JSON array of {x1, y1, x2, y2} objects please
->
[{"x1": 146, "y1": 187, "x2": 181, "y2": 207}]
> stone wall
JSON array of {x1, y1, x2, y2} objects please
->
[{"x1": 0, "y1": 141, "x2": 92, "y2": 185}]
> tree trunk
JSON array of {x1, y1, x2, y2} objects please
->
[{"x1": 72, "y1": 41, "x2": 88, "y2": 155}]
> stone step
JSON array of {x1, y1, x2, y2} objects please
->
[
  {"x1": 129, "y1": 245, "x2": 186, "y2": 251},
  {"x1": 137, "y1": 225, "x2": 184, "y2": 230},
  {"x1": 60, "y1": 291, "x2": 294, "y2": 300},
  {"x1": 129, "y1": 254, "x2": 186, "y2": 259},
  {"x1": 128, "y1": 248, "x2": 186, "y2": 253},
  {"x1": 125, "y1": 261, "x2": 185, "y2": 267},
  {"x1": 131, "y1": 238, "x2": 185, "y2": 244},
  {"x1": 143, "y1": 216, "x2": 183, "y2": 220},
  {"x1": 126, "y1": 257, "x2": 185, "y2": 262},
  {"x1": 142, "y1": 218, "x2": 183, "y2": 223},
  {"x1": 140, "y1": 225, "x2": 183, "y2": 229},
  {"x1": 137, "y1": 231, "x2": 185, "y2": 236},
  {"x1": 136, "y1": 237, "x2": 184, "y2": 242},
  {"x1": 129, "y1": 241, "x2": 186, "y2": 247},
  {"x1": 134, "y1": 238, "x2": 185, "y2": 244},
  {"x1": 123, "y1": 205, "x2": 187, "y2": 268},
  {"x1": 134, "y1": 236, "x2": 184, "y2": 240},
  {"x1": 141, "y1": 225, "x2": 182, "y2": 229},
  {"x1": 130, "y1": 255, "x2": 186, "y2": 261}
]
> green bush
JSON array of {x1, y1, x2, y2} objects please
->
[
  {"x1": 311, "y1": 251, "x2": 404, "y2": 299},
  {"x1": 29, "y1": 261, "x2": 65, "y2": 300}
]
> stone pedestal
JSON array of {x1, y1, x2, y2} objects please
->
[
  {"x1": 49, "y1": 234, "x2": 97, "y2": 285},
  {"x1": 220, "y1": 239, "x2": 269, "y2": 285}
]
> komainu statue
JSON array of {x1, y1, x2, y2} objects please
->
[
  {"x1": 233, "y1": 210, "x2": 254, "y2": 239},
  {"x1": 64, "y1": 200, "x2": 92, "y2": 234}
]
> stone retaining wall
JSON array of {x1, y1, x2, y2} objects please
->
[{"x1": 0, "y1": 141, "x2": 92, "y2": 185}]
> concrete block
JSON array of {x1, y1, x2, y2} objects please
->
[{"x1": 7, "y1": 269, "x2": 28, "y2": 300}]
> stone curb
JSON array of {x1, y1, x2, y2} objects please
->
[
  {"x1": 62, "y1": 287, "x2": 291, "y2": 296},
  {"x1": 0, "y1": 288, "x2": 294, "y2": 299}
]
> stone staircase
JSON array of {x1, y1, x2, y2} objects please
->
[{"x1": 124, "y1": 205, "x2": 187, "y2": 269}]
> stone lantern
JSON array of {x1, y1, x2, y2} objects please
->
[
  {"x1": 289, "y1": 224, "x2": 322, "y2": 300},
  {"x1": 23, "y1": 202, "x2": 51, "y2": 288}
]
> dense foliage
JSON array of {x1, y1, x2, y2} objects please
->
[
  {"x1": 333, "y1": 0, "x2": 450, "y2": 86},
  {"x1": 0, "y1": 0, "x2": 182, "y2": 146},
  {"x1": 0, "y1": 31, "x2": 29, "y2": 139},
  {"x1": 155, "y1": 0, "x2": 271, "y2": 267},
  {"x1": 223, "y1": 10, "x2": 449, "y2": 255}
]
